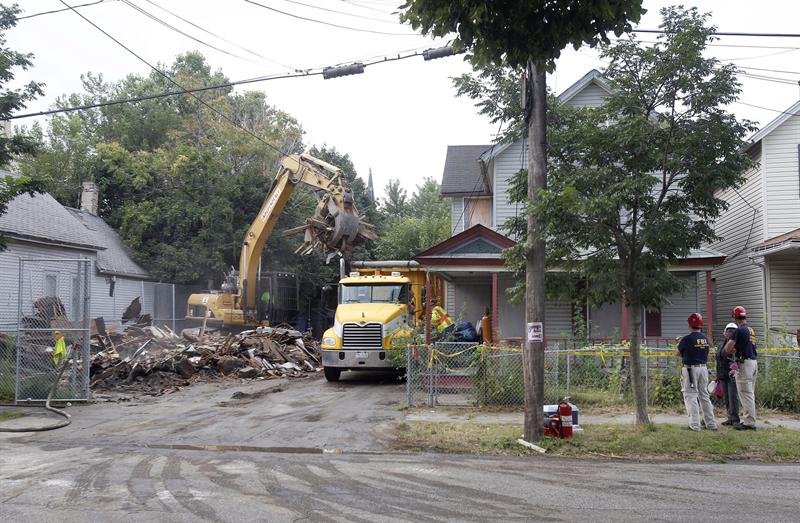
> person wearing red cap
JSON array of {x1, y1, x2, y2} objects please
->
[
  {"x1": 723, "y1": 306, "x2": 758, "y2": 430},
  {"x1": 676, "y1": 313, "x2": 718, "y2": 431}
]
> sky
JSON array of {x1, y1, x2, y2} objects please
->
[{"x1": 6, "y1": 0, "x2": 800, "y2": 201}]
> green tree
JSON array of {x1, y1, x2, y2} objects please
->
[
  {"x1": 509, "y1": 7, "x2": 755, "y2": 425},
  {"x1": 380, "y1": 178, "x2": 408, "y2": 217},
  {"x1": 0, "y1": 3, "x2": 45, "y2": 250},
  {"x1": 376, "y1": 177, "x2": 449, "y2": 260},
  {"x1": 400, "y1": 0, "x2": 646, "y2": 438}
]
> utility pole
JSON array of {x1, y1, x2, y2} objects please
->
[{"x1": 523, "y1": 60, "x2": 547, "y2": 441}]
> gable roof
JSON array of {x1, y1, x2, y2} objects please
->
[
  {"x1": 440, "y1": 145, "x2": 492, "y2": 196},
  {"x1": 745, "y1": 99, "x2": 800, "y2": 151},
  {"x1": 480, "y1": 69, "x2": 612, "y2": 164},
  {"x1": 67, "y1": 208, "x2": 152, "y2": 280},
  {"x1": 414, "y1": 224, "x2": 515, "y2": 266},
  {"x1": 0, "y1": 171, "x2": 103, "y2": 251},
  {"x1": 750, "y1": 227, "x2": 800, "y2": 257},
  {"x1": 557, "y1": 69, "x2": 613, "y2": 106}
]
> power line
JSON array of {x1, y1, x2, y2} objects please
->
[
  {"x1": 9, "y1": 47, "x2": 439, "y2": 120},
  {"x1": 633, "y1": 29, "x2": 800, "y2": 38},
  {"x1": 8, "y1": 72, "x2": 311, "y2": 120},
  {"x1": 735, "y1": 100, "x2": 800, "y2": 116},
  {"x1": 140, "y1": 0, "x2": 296, "y2": 71},
  {"x1": 276, "y1": 0, "x2": 399, "y2": 24},
  {"x1": 15, "y1": 0, "x2": 111, "y2": 20},
  {"x1": 243, "y1": 0, "x2": 416, "y2": 36},
  {"x1": 120, "y1": 0, "x2": 261, "y2": 66},
  {"x1": 340, "y1": 0, "x2": 396, "y2": 15},
  {"x1": 57, "y1": 0, "x2": 286, "y2": 156}
]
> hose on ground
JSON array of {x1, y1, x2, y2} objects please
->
[{"x1": 0, "y1": 349, "x2": 73, "y2": 432}]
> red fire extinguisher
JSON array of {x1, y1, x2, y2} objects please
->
[{"x1": 558, "y1": 399, "x2": 573, "y2": 438}]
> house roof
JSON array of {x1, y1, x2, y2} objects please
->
[
  {"x1": 414, "y1": 224, "x2": 516, "y2": 267},
  {"x1": 750, "y1": 227, "x2": 800, "y2": 257},
  {"x1": 745, "y1": 99, "x2": 800, "y2": 151},
  {"x1": 440, "y1": 145, "x2": 492, "y2": 197},
  {"x1": 66, "y1": 208, "x2": 152, "y2": 280},
  {"x1": 480, "y1": 69, "x2": 613, "y2": 164},
  {"x1": 0, "y1": 170, "x2": 103, "y2": 251},
  {"x1": 557, "y1": 69, "x2": 613, "y2": 106}
]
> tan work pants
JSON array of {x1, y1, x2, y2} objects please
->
[
  {"x1": 735, "y1": 359, "x2": 758, "y2": 426},
  {"x1": 680, "y1": 365, "x2": 718, "y2": 431}
]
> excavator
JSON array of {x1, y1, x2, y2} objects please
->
[{"x1": 186, "y1": 153, "x2": 376, "y2": 328}]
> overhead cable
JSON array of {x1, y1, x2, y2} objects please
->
[
  {"x1": 140, "y1": 0, "x2": 296, "y2": 70},
  {"x1": 14, "y1": 0, "x2": 110, "y2": 20},
  {"x1": 243, "y1": 0, "x2": 417, "y2": 36},
  {"x1": 57, "y1": 0, "x2": 287, "y2": 156},
  {"x1": 277, "y1": 0, "x2": 399, "y2": 24}
]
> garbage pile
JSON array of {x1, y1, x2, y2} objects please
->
[{"x1": 90, "y1": 324, "x2": 321, "y2": 395}]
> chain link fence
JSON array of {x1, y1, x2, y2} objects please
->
[
  {"x1": 405, "y1": 341, "x2": 800, "y2": 413},
  {"x1": 0, "y1": 258, "x2": 91, "y2": 402}
]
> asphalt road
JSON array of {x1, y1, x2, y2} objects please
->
[{"x1": 2, "y1": 372, "x2": 799, "y2": 522}]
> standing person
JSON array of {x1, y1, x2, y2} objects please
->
[
  {"x1": 724, "y1": 306, "x2": 758, "y2": 430},
  {"x1": 676, "y1": 313, "x2": 718, "y2": 431},
  {"x1": 716, "y1": 323, "x2": 740, "y2": 426}
]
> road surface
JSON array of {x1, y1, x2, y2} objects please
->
[{"x1": 2, "y1": 372, "x2": 799, "y2": 522}]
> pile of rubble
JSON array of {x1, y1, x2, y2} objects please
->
[{"x1": 90, "y1": 323, "x2": 321, "y2": 395}]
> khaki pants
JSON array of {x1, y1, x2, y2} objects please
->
[
  {"x1": 735, "y1": 359, "x2": 758, "y2": 426},
  {"x1": 680, "y1": 365, "x2": 717, "y2": 430}
]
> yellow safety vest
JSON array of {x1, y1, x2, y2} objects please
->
[{"x1": 431, "y1": 306, "x2": 453, "y2": 333}]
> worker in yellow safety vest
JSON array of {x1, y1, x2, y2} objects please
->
[{"x1": 430, "y1": 301, "x2": 453, "y2": 334}]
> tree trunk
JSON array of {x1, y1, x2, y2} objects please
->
[
  {"x1": 628, "y1": 290, "x2": 650, "y2": 425},
  {"x1": 523, "y1": 62, "x2": 546, "y2": 442}
]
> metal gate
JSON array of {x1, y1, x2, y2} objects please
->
[{"x1": 14, "y1": 258, "x2": 91, "y2": 401}]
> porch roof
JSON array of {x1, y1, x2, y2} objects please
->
[
  {"x1": 414, "y1": 225, "x2": 727, "y2": 276},
  {"x1": 750, "y1": 227, "x2": 800, "y2": 258}
]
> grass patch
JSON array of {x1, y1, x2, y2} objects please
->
[
  {"x1": 392, "y1": 421, "x2": 800, "y2": 462},
  {"x1": 0, "y1": 410, "x2": 27, "y2": 421}
]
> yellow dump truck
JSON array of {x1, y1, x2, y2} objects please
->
[{"x1": 320, "y1": 261, "x2": 432, "y2": 382}]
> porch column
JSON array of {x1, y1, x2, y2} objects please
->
[
  {"x1": 706, "y1": 270, "x2": 714, "y2": 344},
  {"x1": 424, "y1": 271, "x2": 432, "y2": 344},
  {"x1": 621, "y1": 292, "x2": 629, "y2": 340},
  {"x1": 491, "y1": 272, "x2": 498, "y2": 345}
]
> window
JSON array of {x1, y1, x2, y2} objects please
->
[
  {"x1": 45, "y1": 274, "x2": 57, "y2": 297},
  {"x1": 341, "y1": 284, "x2": 407, "y2": 304},
  {"x1": 644, "y1": 309, "x2": 662, "y2": 337},
  {"x1": 71, "y1": 277, "x2": 82, "y2": 321}
]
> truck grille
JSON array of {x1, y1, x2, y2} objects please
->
[{"x1": 342, "y1": 323, "x2": 383, "y2": 349}]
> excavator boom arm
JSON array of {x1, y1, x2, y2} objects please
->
[{"x1": 237, "y1": 154, "x2": 375, "y2": 314}]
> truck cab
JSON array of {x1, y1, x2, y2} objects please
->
[{"x1": 320, "y1": 271, "x2": 415, "y2": 381}]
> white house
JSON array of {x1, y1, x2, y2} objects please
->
[
  {"x1": 706, "y1": 100, "x2": 800, "y2": 345},
  {"x1": 420, "y1": 70, "x2": 726, "y2": 345},
  {"x1": 0, "y1": 175, "x2": 160, "y2": 332}
]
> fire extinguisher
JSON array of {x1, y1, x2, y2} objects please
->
[{"x1": 558, "y1": 399, "x2": 573, "y2": 438}]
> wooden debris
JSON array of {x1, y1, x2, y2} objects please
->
[{"x1": 89, "y1": 323, "x2": 321, "y2": 396}]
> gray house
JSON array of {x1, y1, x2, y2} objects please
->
[
  {"x1": 422, "y1": 70, "x2": 726, "y2": 345},
  {"x1": 705, "y1": 100, "x2": 800, "y2": 345},
  {"x1": 0, "y1": 175, "x2": 159, "y2": 331}
]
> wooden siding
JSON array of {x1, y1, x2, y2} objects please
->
[
  {"x1": 767, "y1": 256, "x2": 800, "y2": 339},
  {"x1": 450, "y1": 197, "x2": 464, "y2": 235},
  {"x1": 0, "y1": 239, "x2": 156, "y2": 330},
  {"x1": 492, "y1": 141, "x2": 525, "y2": 233},
  {"x1": 563, "y1": 83, "x2": 609, "y2": 108},
  {"x1": 710, "y1": 161, "x2": 766, "y2": 336},
  {"x1": 445, "y1": 280, "x2": 456, "y2": 317},
  {"x1": 661, "y1": 273, "x2": 700, "y2": 339},
  {"x1": 763, "y1": 113, "x2": 800, "y2": 238}
]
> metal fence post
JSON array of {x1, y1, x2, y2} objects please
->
[
  {"x1": 82, "y1": 259, "x2": 91, "y2": 399},
  {"x1": 406, "y1": 345, "x2": 412, "y2": 407},
  {"x1": 428, "y1": 347, "x2": 434, "y2": 407},
  {"x1": 15, "y1": 258, "x2": 23, "y2": 401},
  {"x1": 171, "y1": 283, "x2": 176, "y2": 333},
  {"x1": 566, "y1": 352, "x2": 571, "y2": 399},
  {"x1": 644, "y1": 349, "x2": 649, "y2": 406}
]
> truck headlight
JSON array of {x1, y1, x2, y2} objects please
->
[{"x1": 323, "y1": 337, "x2": 336, "y2": 347}]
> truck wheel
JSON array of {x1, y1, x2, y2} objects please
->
[{"x1": 324, "y1": 367, "x2": 341, "y2": 382}]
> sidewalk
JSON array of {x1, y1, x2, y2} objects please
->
[{"x1": 405, "y1": 409, "x2": 800, "y2": 430}]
